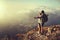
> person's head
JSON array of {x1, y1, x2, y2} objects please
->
[
  {"x1": 41, "y1": 10, "x2": 44, "y2": 13},
  {"x1": 40, "y1": 10, "x2": 44, "y2": 15}
]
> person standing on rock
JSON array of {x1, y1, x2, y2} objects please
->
[{"x1": 34, "y1": 10, "x2": 48, "y2": 33}]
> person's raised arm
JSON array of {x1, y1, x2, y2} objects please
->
[{"x1": 34, "y1": 16, "x2": 42, "y2": 19}]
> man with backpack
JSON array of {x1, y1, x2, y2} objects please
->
[{"x1": 34, "y1": 10, "x2": 48, "y2": 33}]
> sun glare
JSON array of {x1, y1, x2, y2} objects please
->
[{"x1": 0, "y1": 3, "x2": 6, "y2": 19}]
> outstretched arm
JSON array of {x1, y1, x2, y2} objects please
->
[{"x1": 34, "y1": 16, "x2": 41, "y2": 19}]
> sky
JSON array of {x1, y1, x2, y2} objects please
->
[
  {"x1": 0, "y1": 0, "x2": 60, "y2": 26},
  {"x1": 0, "y1": 0, "x2": 60, "y2": 33}
]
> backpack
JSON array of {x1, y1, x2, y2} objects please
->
[{"x1": 42, "y1": 14, "x2": 48, "y2": 22}]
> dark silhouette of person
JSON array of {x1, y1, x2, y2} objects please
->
[
  {"x1": 41, "y1": 10, "x2": 48, "y2": 26},
  {"x1": 34, "y1": 10, "x2": 48, "y2": 34}
]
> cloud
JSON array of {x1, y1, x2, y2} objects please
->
[{"x1": 0, "y1": 3, "x2": 60, "y2": 34}]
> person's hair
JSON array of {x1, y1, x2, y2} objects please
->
[{"x1": 41, "y1": 10, "x2": 44, "y2": 13}]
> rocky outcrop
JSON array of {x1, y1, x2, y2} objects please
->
[{"x1": 16, "y1": 25, "x2": 60, "y2": 40}]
